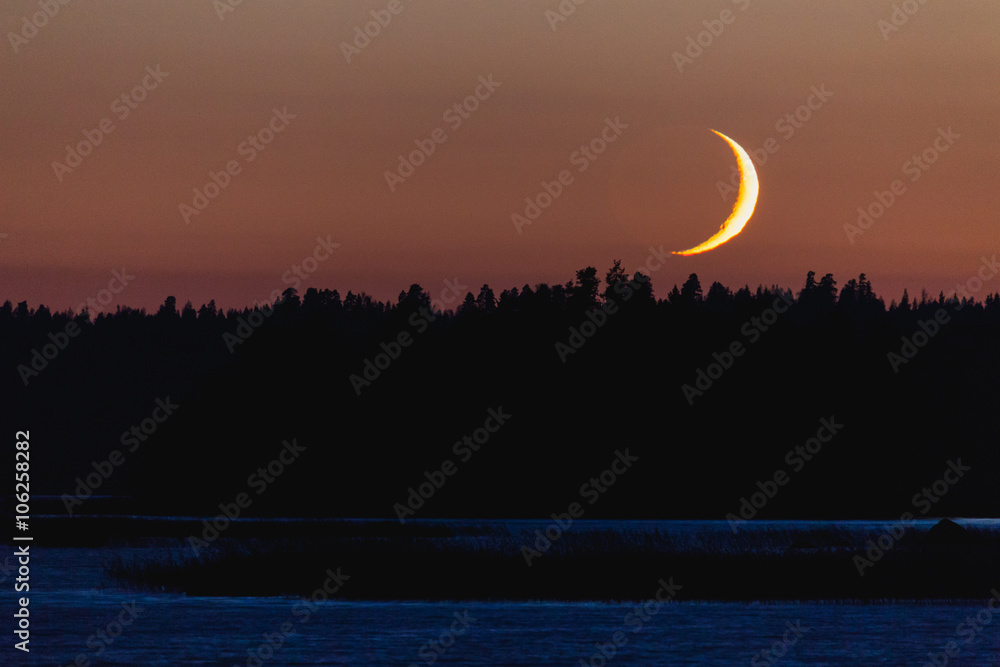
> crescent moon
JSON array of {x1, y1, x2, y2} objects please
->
[{"x1": 672, "y1": 130, "x2": 759, "y2": 256}]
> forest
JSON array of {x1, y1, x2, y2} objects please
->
[{"x1": 4, "y1": 264, "x2": 1000, "y2": 522}]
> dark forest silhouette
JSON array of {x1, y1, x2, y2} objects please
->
[{"x1": 5, "y1": 265, "x2": 1000, "y2": 521}]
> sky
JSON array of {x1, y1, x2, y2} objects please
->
[{"x1": 2, "y1": 0, "x2": 999, "y2": 312}]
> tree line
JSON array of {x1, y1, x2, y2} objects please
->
[{"x1": 4, "y1": 265, "x2": 1000, "y2": 521}]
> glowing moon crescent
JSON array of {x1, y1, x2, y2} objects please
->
[{"x1": 672, "y1": 130, "x2": 759, "y2": 256}]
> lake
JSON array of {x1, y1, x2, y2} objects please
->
[{"x1": 9, "y1": 520, "x2": 1000, "y2": 665}]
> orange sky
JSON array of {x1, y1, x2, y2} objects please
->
[{"x1": 2, "y1": 0, "x2": 999, "y2": 311}]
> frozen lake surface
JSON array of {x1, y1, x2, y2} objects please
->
[{"x1": 9, "y1": 520, "x2": 1000, "y2": 665}]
